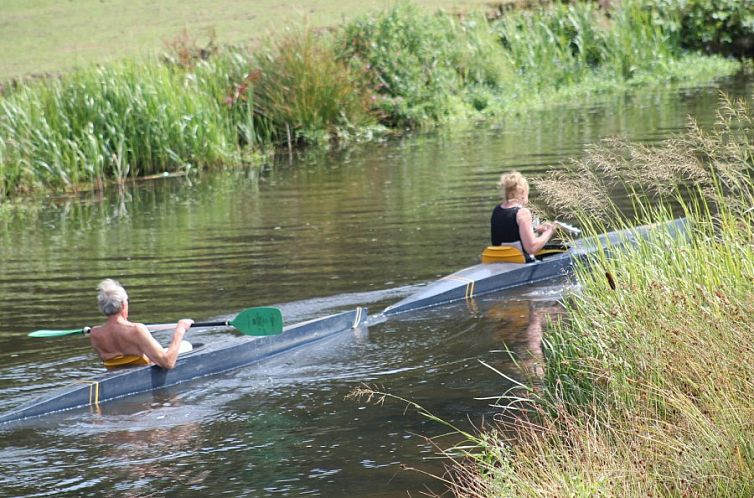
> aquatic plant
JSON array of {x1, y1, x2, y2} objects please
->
[
  {"x1": 250, "y1": 26, "x2": 375, "y2": 146},
  {"x1": 448, "y1": 93, "x2": 754, "y2": 495},
  {"x1": 0, "y1": 52, "x2": 250, "y2": 197}
]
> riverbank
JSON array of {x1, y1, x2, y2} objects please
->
[
  {"x1": 0, "y1": 0, "x2": 504, "y2": 82},
  {"x1": 0, "y1": 1, "x2": 747, "y2": 199},
  {"x1": 450, "y1": 94, "x2": 754, "y2": 496}
]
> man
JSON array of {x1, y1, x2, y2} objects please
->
[{"x1": 90, "y1": 279, "x2": 193, "y2": 369}]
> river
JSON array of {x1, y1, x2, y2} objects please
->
[{"x1": 1, "y1": 74, "x2": 752, "y2": 496}]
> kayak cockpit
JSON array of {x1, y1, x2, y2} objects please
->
[{"x1": 480, "y1": 243, "x2": 570, "y2": 263}]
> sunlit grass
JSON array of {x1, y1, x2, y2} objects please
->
[
  {"x1": 0, "y1": 48, "x2": 264, "y2": 198},
  {"x1": 0, "y1": 1, "x2": 743, "y2": 199},
  {"x1": 444, "y1": 94, "x2": 754, "y2": 496},
  {"x1": 251, "y1": 26, "x2": 375, "y2": 146}
]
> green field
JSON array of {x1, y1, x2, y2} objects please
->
[{"x1": 0, "y1": 0, "x2": 500, "y2": 81}]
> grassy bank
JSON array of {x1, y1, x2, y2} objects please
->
[
  {"x1": 0, "y1": 1, "x2": 745, "y2": 199},
  {"x1": 447, "y1": 94, "x2": 754, "y2": 496},
  {"x1": 0, "y1": 0, "x2": 501, "y2": 82}
]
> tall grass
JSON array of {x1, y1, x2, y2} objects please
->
[
  {"x1": 0, "y1": 52, "x2": 250, "y2": 196},
  {"x1": 251, "y1": 27, "x2": 375, "y2": 145},
  {"x1": 445, "y1": 94, "x2": 754, "y2": 496},
  {"x1": 0, "y1": 1, "x2": 743, "y2": 199}
]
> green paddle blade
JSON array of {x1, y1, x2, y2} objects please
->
[
  {"x1": 229, "y1": 307, "x2": 283, "y2": 336},
  {"x1": 28, "y1": 327, "x2": 89, "y2": 338}
]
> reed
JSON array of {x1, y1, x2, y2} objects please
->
[
  {"x1": 0, "y1": 1, "x2": 743, "y2": 198},
  {"x1": 251, "y1": 27, "x2": 375, "y2": 146},
  {"x1": 448, "y1": 93, "x2": 754, "y2": 496},
  {"x1": 0, "y1": 51, "x2": 253, "y2": 197}
]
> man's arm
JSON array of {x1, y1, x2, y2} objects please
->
[{"x1": 135, "y1": 319, "x2": 192, "y2": 369}]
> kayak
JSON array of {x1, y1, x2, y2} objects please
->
[
  {"x1": 0, "y1": 307, "x2": 366, "y2": 424},
  {"x1": 383, "y1": 218, "x2": 687, "y2": 316}
]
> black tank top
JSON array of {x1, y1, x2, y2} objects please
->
[
  {"x1": 490, "y1": 205, "x2": 534, "y2": 262},
  {"x1": 490, "y1": 205, "x2": 521, "y2": 245}
]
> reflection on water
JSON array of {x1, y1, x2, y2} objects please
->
[
  {"x1": 0, "y1": 76, "x2": 752, "y2": 496},
  {"x1": 485, "y1": 299, "x2": 565, "y2": 382}
]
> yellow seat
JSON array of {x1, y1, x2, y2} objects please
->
[
  {"x1": 103, "y1": 354, "x2": 150, "y2": 369},
  {"x1": 481, "y1": 244, "x2": 568, "y2": 264},
  {"x1": 480, "y1": 245, "x2": 527, "y2": 264}
]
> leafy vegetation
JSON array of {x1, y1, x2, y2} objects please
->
[
  {"x1": 445, "y1": 93, "x2": 754, "y2": 496},
  {"x1": 645, "y1": 0, "x2": 754, "y2": 56},
  {"x1": 251, "y1": 28, "x2": 375, "y2": 145},
  {"x1": 0, "y1": 53, "x2": 249, "y2": 195},
  {"x1": 0, "y1": 1, "x2": 745, "y2": 199}
]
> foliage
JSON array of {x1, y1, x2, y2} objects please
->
[
  {"x1": 0, "y1": 1, "x2": 744, "y2": 198},
  {"x1": 644, "y1": 0, "x2": 754, "y2": 56},
  {"x1": 452, "y1": 93, "x2": 754, "y2": 495},
  {"x1": 494, "y1": 0, "x2": 680, "y2": 90},
  {"x1": 0, "y1": 53, "x2": 249, "y2": 197},
  {"x1": 336, "y1": 3, "x2": 467, "y2": 127},
  {"x1": 251, "y1": 27, "x2": 374, "y2": 145}
]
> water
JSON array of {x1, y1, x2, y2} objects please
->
[{"x1": 1, "y1": 75, "x2": 752, "y2": 496}]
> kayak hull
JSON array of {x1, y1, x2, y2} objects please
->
[
  {"x1": 0, "y1": 307, "x2": 366, "y2": 424},
  {"x1": 383, "y1": 219, "x2": 687, "y2": 315}
]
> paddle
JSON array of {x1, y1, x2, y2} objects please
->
[
  {"x1": 27, "y1": 306, "x2": 284, "y2": 338},
  {"x1": 554, "y1": 221, "x2": 581, "y2": 236}
]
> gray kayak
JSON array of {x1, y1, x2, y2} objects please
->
[
  {"x1": 383, "y1": 218, "x2": 687, "y2": 316},
  {"x1": 0, "y1": 307, "x2": 367, "y2": 424}
]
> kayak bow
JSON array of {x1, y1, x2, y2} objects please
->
[{"x1": 383, "y1": 218, "x2": 687, "y2": 316}]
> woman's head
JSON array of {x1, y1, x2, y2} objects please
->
[
  {"x1": 498, "y1": 171, "x2": 529, "y2": 204},
  {"x1": 97, "y1": 279, "x2": 128, "y2": 316}
]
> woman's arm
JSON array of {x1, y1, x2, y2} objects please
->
[{"x1": 517, "y1": 208, "x2": 556, "y2": 255}]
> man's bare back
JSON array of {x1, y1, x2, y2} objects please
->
[{"x1": 91, "y1": 279, "x2": 193, "y2": 369}]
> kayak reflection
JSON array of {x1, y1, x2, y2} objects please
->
[{"x1": 485, "y1": 299, "x2": 565, "y2": 382}]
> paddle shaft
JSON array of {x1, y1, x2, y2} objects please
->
[
  {"x1": 27, "y1": 306, "x2": 283, "y2": 338},
  {"x1": 72, "y1": 321, "x2": 232, "y2": 336},
  {"x1": 43, "y1": 319, "x2": 260, "y2": 337}
]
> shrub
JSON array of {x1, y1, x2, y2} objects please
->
[
  {"x1": 336, "y1": 4, "x2": 466, "y2": 127},
  {"x1": 251, "y1": 27, "x2": 374, "y2": 145},
  {"x1": 645, "y1": 0, "x2": 754, "y2": 56}
]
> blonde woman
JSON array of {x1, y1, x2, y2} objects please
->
[{"x1": 490, "y1": 171, "x2": 557, "y2": 262}]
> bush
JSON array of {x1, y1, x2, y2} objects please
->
[
  {"x1": 336, "y1": 4, "x2": 467, "y2": 127},
  {"x1": 644, "y1": 0, "x2": 754, "y2": 56},
  {"x1": 251, "y1": 27, "x2": 374, "y2": 145}
]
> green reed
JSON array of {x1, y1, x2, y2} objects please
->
[
  {"x1": 0, "y1": 51, "x2": 255, "y2": 197},
  {"x1": 0, "y1": 1, "x2": 743, "y2": 198},
  {"x1": 251, "y1": 27, "x2": 375, "y2": 146},
  {"x1": 447, "y1": 94, "x2": 754, "y2": 496}
]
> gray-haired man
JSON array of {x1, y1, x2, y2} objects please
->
[{"x1": 89, "y1": 279, "x2": 193, "y2": 369}]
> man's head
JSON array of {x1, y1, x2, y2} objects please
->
[{"x1": 97, "y1": 279, "x2": 128, "y2": 316}]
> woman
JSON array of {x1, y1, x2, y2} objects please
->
[{"x1": 490, "y1": 171, "x2": 557, "y2": 262}]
